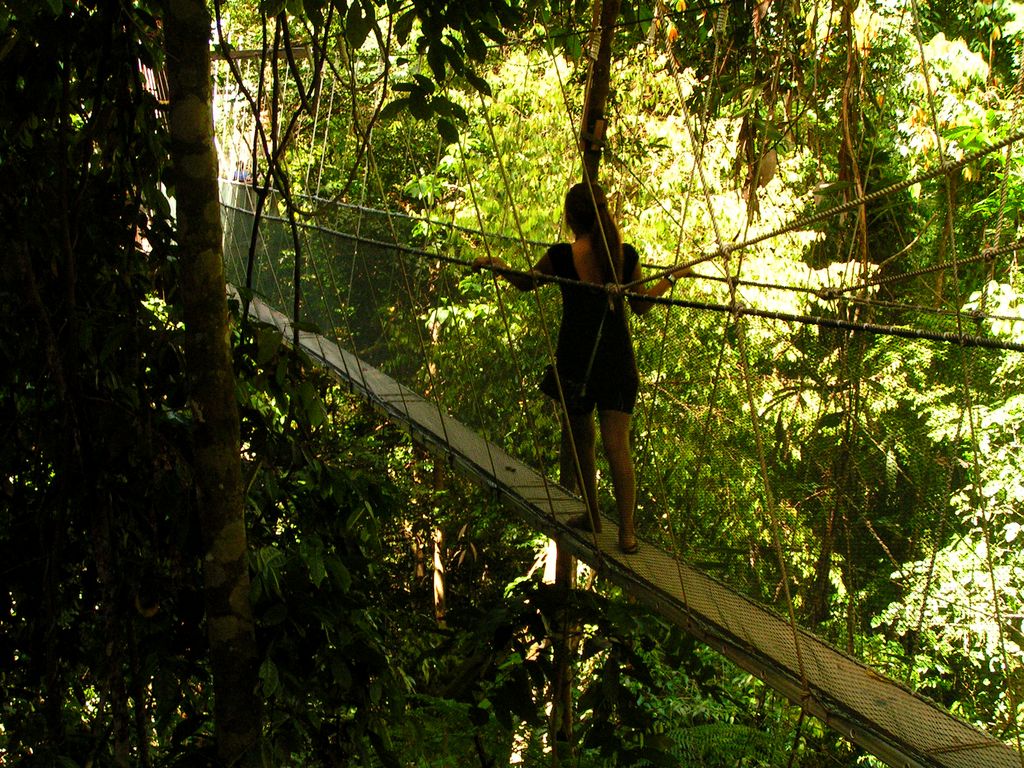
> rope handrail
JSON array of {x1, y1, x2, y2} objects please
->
[
  {"x1": 224, "y1": 191, "x2": 1024, "y2": 323},
  {"x1": 221, "y1": 197, "x2": 1024, "y2": 353},
  {"x1": 823, "y1": 240, "x2": 1024, "y2": 297},
  {"x1": 730, "y1": 127, "x2": 1024, "y2": 253},
  {"x1": 822, "y1": 252, "x2": 993, "y2": 297},
  {"x1": 632, "y1": 290, "x2": 1024, "y2": 352},
  {"x1": 297, "y1": 190, "x2": 552, "y2": 249},
  {"x1": 227, "y1": 184, "x2": 1024, "y2": 326},
  {"x1": 630, "y1": 126, "x2": 1024, "y2": 290}
]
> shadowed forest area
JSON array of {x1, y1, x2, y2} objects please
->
[{"x1": 3, "y1": 1, "x2": 1024, "y2": 766}]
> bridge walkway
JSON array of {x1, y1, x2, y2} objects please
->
[{"x1": 241, "y1": 290, "x2": 1019, "y2": 768}]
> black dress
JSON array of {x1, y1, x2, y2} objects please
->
[{"x1": 545, "y1": 242, "x2": 640, "y2": 414}]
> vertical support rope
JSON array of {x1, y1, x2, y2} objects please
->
[
  {"x1": 634, "y1": 0, "x2": 733, "y2": 604},
  {"x1": 456, "y1": 136, "x2": 566, "y2": 512},
  {"x1": 536, "y1": 25, "x2": 623, "y2": 543},
  {"x1": 364, "y1": 144, "x2": 462, "y2": 459},
  {"x1": 654, "y1": 3, "x2": 813, "y2": 699},
  {"x1": 315, "y1": 77, "x2": 337, "y2": 196}
]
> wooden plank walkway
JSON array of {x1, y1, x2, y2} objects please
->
[{"x1": 243, "y1": 291, "x2": 1021, "y2": 768}]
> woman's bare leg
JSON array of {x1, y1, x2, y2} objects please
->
[
  {"x1": 599, "y1": 409, "x2": 636, "y2": 551},
  {"x1": 561, "y1": 411, "x2": 600, "y2": 531}
]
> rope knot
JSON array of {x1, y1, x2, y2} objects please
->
[{"x1": 814, "y1": 287, "x2": 841, "y2": 301}]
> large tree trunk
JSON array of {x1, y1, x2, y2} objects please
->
[
  {"x1": 163, "y1": 1, "x2": 262, "y2": 764},
  {"x1": 579, "y1": 0, "x2": 621, "y2": 187}
]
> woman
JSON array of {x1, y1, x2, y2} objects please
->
[{"x1": 474, "y1": 182, "x2": 690, "y2": 554}]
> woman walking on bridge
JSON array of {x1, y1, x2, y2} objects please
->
[{"x1": 474, "y1": 182, "x2": 690, "y2": 554}]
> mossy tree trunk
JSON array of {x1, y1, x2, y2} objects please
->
[{"x1": 163, "y1": 1, "x2": 262, "y2": 764}]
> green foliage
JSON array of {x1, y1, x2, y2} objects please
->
[
  {"x1": 11, "y1": 0, "x2": 1024, "y2": 765},
  {"x1": 347, "y1": 0, "x2": 1024, "y2": 755},
  {"x1": 233, "y1": 326, "x2": 411, "y2": 765},
  {"x1": 0, "y1": 2, "x2": 198, "y2": 764}
]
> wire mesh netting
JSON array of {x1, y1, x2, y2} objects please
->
[{"x1": 221, "y1": 180, "x2": 1023, "y2": 768}]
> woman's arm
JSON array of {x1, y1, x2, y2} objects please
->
[
  {"x1": 473, "y1": 253, "x2": 554, "y2": 291},
  {"x1": 628, "y1": 261, "x2": 692, "y2": 316}
]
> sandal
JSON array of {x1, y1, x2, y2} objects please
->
[{"x1": 618, "y1": 539, "x2": 639, "y2": 555}]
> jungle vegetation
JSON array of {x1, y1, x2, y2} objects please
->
[{"x1": 2, "y1": 0, "x2": 1024, "y2": 766}]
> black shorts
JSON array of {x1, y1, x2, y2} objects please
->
[
  {"x1": 567, "y1": 379, "x2": 638, "y2": 416},
  {"x1": 540, "y1": 364, "x2": 634, "y2": 417},
  {"x1": 539, "y1": 366, "x2": 637, "y2": 415}
]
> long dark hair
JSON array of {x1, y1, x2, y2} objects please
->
[{"x1": 564, "y1": 182, "x2": 623, "y2": 285}]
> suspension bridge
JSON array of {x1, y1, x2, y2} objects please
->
[
  {"x1": 220, "y1": 178, "x2": 1022, "y2": 768},
  {"x1": 205, "y1": 0, "x2": 1024, "y2": 761}
]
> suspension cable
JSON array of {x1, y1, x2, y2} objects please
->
[{"x1": 628, "y1": 126, "x2": 1024, "y2": 290}]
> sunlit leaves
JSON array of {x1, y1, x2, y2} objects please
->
[{"x1": 382, "y1": 76, "x2": 470, "y2": 146}]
